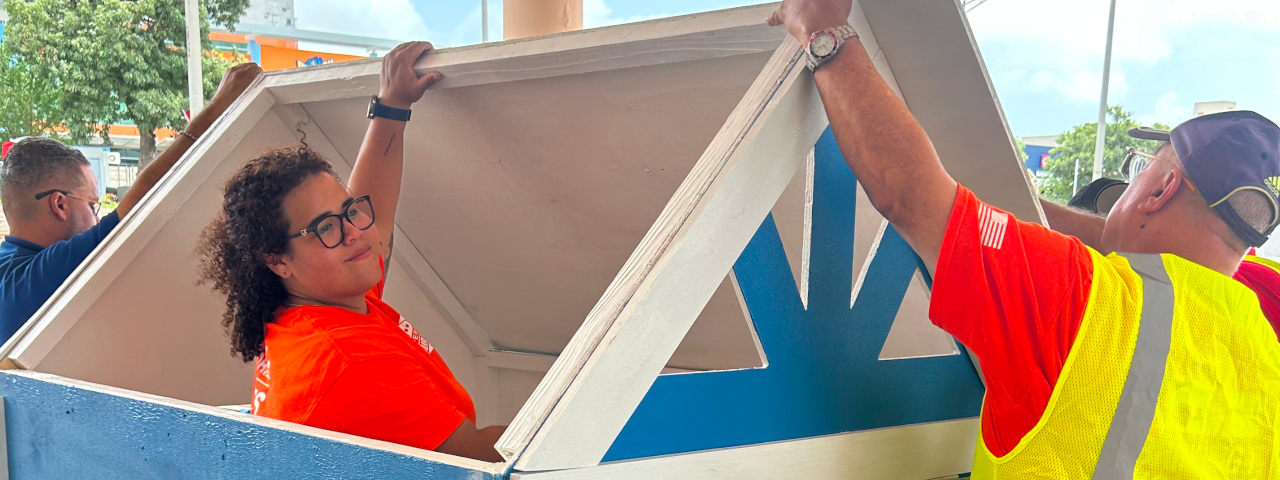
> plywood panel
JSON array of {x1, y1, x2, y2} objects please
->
[
  {"x1": 302, "y1": 52, "x2": 775, "y2": 371},
  {"x1": 32, "y1": 111, "x2": 298, "y2": 405},
  {"x1": 861, "y1": 0, "x2": 1041, "y2": 223}
]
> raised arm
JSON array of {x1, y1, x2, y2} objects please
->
[
  {"x1": 347, "y1": 42, "x2": 442, "y2": 258},
  {"x1": 769, "y1": 1, "x2": 956, "y2": 274},
  {"x1": 116, "y1": 62, "x2": 262, "y2": 218},
  {"x1": 1039, "y1": 199, "x2": 1108, "y2": 252}
]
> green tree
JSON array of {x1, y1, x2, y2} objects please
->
[
  {"x1": 2, "y1": 0, "x2": 249, "y2": 166},
  {"x1": 1038, "y1": 106, "x2": 1170, "y2": 203},
  {"x1": 0, "y1": 58, "x2": 66, "y2": 142}
]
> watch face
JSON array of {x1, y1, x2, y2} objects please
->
[{"x1": 810, "y1": 32, "x2": 838, "y2": 58}]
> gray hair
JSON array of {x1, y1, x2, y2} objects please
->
[
  {"x1": 1, "y1": 137, "x2": 90, "y2": 220},
  {"x1": 1227, "y1": 189, "x2": 1274, "y2": 233}
]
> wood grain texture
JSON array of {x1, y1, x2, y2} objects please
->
[
  {"x1": 296, "y1": 54, "x2": 771, "y2": 371},
  {"x1": 860, "y1": 0, "x2": 1041, "y2": 224},
  {"x1": 512, "y1": 419, "x2": 979, "y2": 480},
  {"x1": 2, "y1": 81, "x2": 274, "y2": 381},
  {"x1": 263, "y1": 4, "x2": 785, "y2": 105},
  {"x1": 500, "y1": 34, "x2": 825, "y2": 470},
  {"x1": 1, "y1": 370, "x2": 504, "y2": 476}
]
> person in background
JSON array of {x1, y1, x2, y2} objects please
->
[
  {"x1": 196, "y1": 42, "x2": 506, "y2": 462},
  {"x1": 0, "y1": 62, "x2": 262, "y2": 342},
  {"x1": 769, "y1": 0, "x2": 1280, "y2": 477},
  {"x1": 1056, "y1": 176, "x2": 1280, "y2": 338}
]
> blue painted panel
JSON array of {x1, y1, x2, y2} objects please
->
[
  {"x1": 604, "y1": 127, "x2": 985, "y2": 461},
  {"x1": 0, "y1": 372, "x2": 499, "y2": 480},
  {"x1": 1024, "y1": 145, "x2": 1054, "y2": 172}
]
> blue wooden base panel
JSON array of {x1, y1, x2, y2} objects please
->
[{"x1": 0, "y1": 371, "x2": 499, "y2": 480}]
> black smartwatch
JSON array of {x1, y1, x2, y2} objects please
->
[{"x1": 367, "y1": 95, "x2": 412, "y2": 122}]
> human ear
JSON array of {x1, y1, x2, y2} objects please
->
[
  {"x1": 48, "y1": 193, "x2": 71, "y2": 221},
  {"x1": 1136, "y1": 168, "x2": 1183, "y2": 214},
  {"x1": 262, "y1": 253, "x2": 291, "y2": 279}
]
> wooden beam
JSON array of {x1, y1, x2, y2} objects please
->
[
  {"x1": 270, "y1": 104, "x2": 495, "y2": 357},
  {"x1": 261, "y1": 4, "x2": 785, "y2": 105},
  {"x1": 498, "y1": 33, "x2": 827, "y2": 470},
  {"x1": 1, "y1": 82, "x2": 276, "y2": 368},
  {"x1": 512, "y1": 418, "x2": 978, "y2": 480}
]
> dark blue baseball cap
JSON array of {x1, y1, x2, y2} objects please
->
[{"x1": 1128, "y1": 110, "x2": 1280, "y2": 247}]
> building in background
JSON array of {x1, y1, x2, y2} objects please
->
[
  {"x1": 1022, "y1": 134, "x2": 1058, "y2": 175},
  {"x1": 0, "y1": 0, "x2": 398, "y2": 196},
  {"x1": 1195, "y1": 101, "x2": 1237, "y2": 117}
]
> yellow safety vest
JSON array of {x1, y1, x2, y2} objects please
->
[{"x1": 971, "y1": 251, "x2": 1280, "y2": 479}]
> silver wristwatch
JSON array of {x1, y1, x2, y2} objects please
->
[{"x1": 805, "y1": 25, "x2": 859, "y2": 71}]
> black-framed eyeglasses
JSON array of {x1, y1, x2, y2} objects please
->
[
  {"x1": 34, "y1": 189, "x2": 101, "y2": 216},
  {"x1": 286, "y1": 195, "x2": 376, "y2": 249}
]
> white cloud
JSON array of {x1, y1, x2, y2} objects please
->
[
  {"x1": 970, "y1": 0, "x2": 1280, "y2": 108},
  {"x1": 296, "y1": 0, "x2": 435, "y2": 42},
  {"x1": 1137, "y1": 91, "x2": 1193, "y2": 127},
  {"x1": 1024, "y1": 68, "x2": 1128, "y2": 105},
  {"x1": 583, "y1": 0, "x2": 668, "y2": 28}
]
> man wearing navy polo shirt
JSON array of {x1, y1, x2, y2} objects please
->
[{"x1": 0, "y1": 62, "x2": 262, "y2": 343}]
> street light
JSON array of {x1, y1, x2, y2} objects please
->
[
  {"x1": 1093, "y1": 0, "x2": 1119, "y2": 180},
  {"x1": 184, "y1": 0, "x2": 203, "y2": 115}
]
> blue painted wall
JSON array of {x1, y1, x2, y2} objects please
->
[
  {"x1": 71, "y1": 145, "x2": 110, "y2": 198},
  {"x1": 603, "y1": 127, "x2": 986, "y2": 461},
  {"x1": 1024, "y1": 144, "x2": 1054, "y2": 173},
  {"x1": 0, "y1": 373, "x2": 499, "y2": 480}
]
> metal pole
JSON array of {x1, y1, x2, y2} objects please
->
[
  {"x1": 184, "y1": 0, "x2": 204, "y2": 115},
  {"x1": 481, "y1": 0, "x2": 489, "y2": 43},
  {"x1": 1074, "y1": 158, "x2": 1080, "y2": 195},
  {"x1": 1092, "y1": 0, "x2": 1118, "y2": 180}
]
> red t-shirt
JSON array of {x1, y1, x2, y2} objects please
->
[
  {"x1": 929, "y1": 185, "x2": 1280, "y2": 457},
  {"x1": 251, "y1": 259, "x2": 475, "y2": 450}
]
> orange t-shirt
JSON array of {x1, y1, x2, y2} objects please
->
[{"x1": 250, "y1": 261, "x2": 475, "y2": 450}]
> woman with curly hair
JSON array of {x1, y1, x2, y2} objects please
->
[{"x1": 197, "y1": 42, "x2": 505, "y2": 461}]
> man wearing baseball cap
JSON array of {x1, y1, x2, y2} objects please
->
[
  {"x1": 1046, "y1": 113, "x2": 1280, "y2": 340},
  {"x1": 768, "y1": 0, "x2": 1280, "y2": 477}
]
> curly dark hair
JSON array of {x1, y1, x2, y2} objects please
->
[{"x1": 197, "y1": 146, "x2": 338, "y2": 362}]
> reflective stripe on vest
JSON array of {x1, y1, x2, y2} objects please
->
[{"x1": 1091, "y1": 253, "x2": 1174, "y2": 479}]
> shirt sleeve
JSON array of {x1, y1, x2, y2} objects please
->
[
  {"x1": 304, "y1": 358, "x2": 467, "y2": 451},
  {"x1": 928, "y1": 185, "x2": 1093, "y2": 454},
  {"x1": 0, "y1": 212, "x2": 120, "y2": 338}
]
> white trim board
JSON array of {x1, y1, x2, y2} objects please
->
[
  {"x1": 0, "y1": 81, "x2": 276, "y2": 370},
  {"x1": 500, "y1": 0, "x2": 1032, "y2": 471},
  {"x1": 498, "y1": 32, "x2": 827, "y2": 470},
  {"x1": 512, "y1": 418, "x2": 979, "y2": 480},
  {"x1": 262, "y1": 3, "x2": 786, "y2": 105}
]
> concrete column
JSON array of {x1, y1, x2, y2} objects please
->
[{"x1": 504, "y1": 0, "x2": 582, "y2": 40}]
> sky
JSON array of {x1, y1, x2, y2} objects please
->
[{"x1": 293, "y1": 0, "x2": 1280, "y2": 139}]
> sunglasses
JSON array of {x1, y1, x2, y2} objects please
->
[
  {"x1": 1121, "y1": 148, "x2": 1197, "y2": 193},
  {"x1": 286, "y1": 195, "x2": 376, "y2": 249},
  {"x1": 34, "y1": 189, "x2": 101, "y2": 216}
]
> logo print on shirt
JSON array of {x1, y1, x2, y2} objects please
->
[
  {"x1": 978, "y1": 203, "x2": 1008, "y2": 250},
  {"x1": 251, "y1": 352, "x2": 271, "y2": 414},
  {"x1": 1267, "y1": 176, "x2": 1280, "y2": 196},
  {"x1": 398, "y1": 316, "x2": 436, "y2": 355}
]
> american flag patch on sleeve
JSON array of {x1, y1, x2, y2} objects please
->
[{"x1": 978, "y1": 203, "x2": 1009, "y2": 250}]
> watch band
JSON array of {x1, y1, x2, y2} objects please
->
[
  {"x1": 805, "y1": 24, "x2": 860, "y2": 71},
  {"x1": 367, "y1": 95, "x2": 412, "y2": 122}
]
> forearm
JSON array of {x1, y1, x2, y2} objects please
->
[
  {"x1": 347, "y1": 117, "x2": 407, "y2": 253},
  {"x1": 1039, "y1": 198, "x2": 1107, "y2": 251},
  {"x1": 116, "y1": 94, "x2": 235, "y2": 217},
  {"x1": 812, "y1": 41, "x2": 957, "y2": 272}
]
